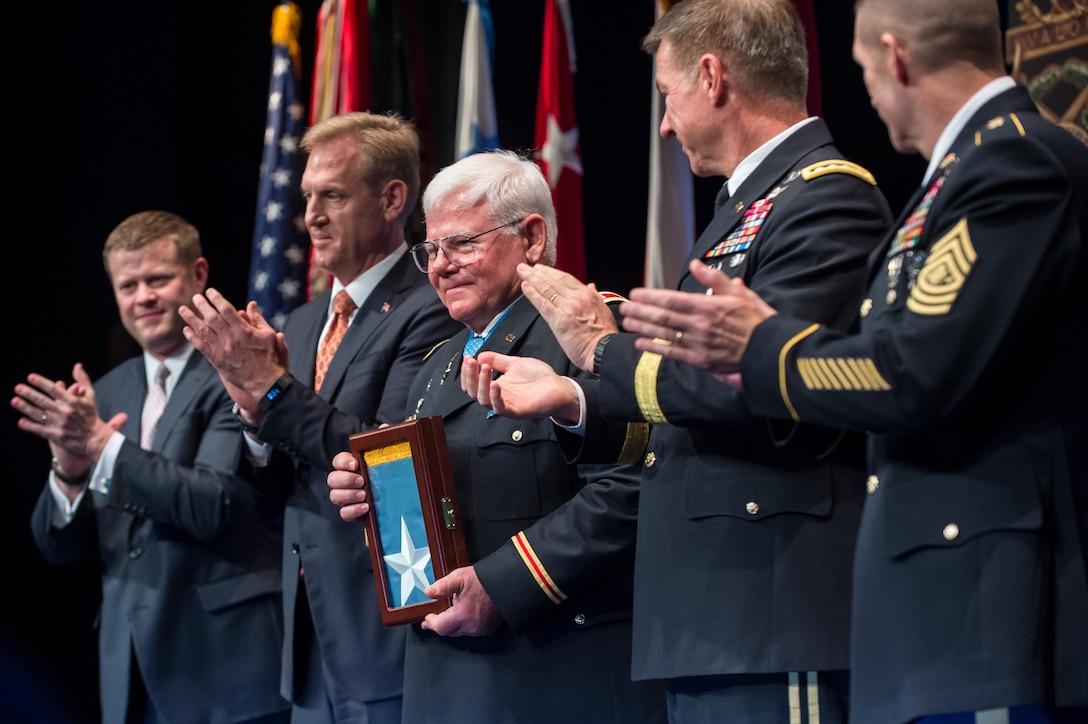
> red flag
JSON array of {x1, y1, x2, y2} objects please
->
[
  {"x1": 306, "y1": 0, "x2": 371, "y2": 299},
  {"x1": 534, "y1": 0, "x2": 585, "y2": 281}
]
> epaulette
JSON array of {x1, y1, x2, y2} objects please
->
[
  {"x1": 974, "y1": 113, "x2": 1026, "y2": 146},
  {"x1": 422, "y1": 338, "x2": 451, "y2": 361},
  {"x1": 800, "y1": 159, "x2": 877, "y2": 186},
  {"x1": 598, "y1": 291, "x2": 628, "y2": 305}
]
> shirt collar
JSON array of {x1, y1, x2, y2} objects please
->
[
  {"x1": 143, "y1": 343, "x2": 194, "y2": 396},
  {"x1": 923, "y1": 76, "x2": 1016, "y2": 185},
  {"x1": 329, "y1": 246, "x2": 407, "y2": 316},
  {"x1": 727, "y1": 117, "x2": 819, "y2": 196}
]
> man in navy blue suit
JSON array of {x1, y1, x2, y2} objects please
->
[
  {"x1": 181, "y1": 112, "x2": 459, "y2": 724},
  {"x1": 13, "y1": 210, "x2": 289, "y2": 724}
]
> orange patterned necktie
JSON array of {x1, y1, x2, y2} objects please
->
[{"x1": 314, "y1": 290, "x2": 356, "y2": 392}]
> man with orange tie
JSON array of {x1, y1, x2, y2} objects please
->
[
  {"x1": 180, "y1": 112, "x2": 459, "y2": 724},
  {"x1": 12, "y1": 210, "x2": 289, "y2": 724}
]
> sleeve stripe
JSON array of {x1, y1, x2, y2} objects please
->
[
  {"x1": 512, "y1": 532, "x2": 566, "y2": 605},
  {"x1": 778, "y1": 324, "x2": 822, "y2": 420},
  {"x1": 616, "y1": 422, "x2": 650, "y2": 466},
  {"x1": 635, "y1": 349, "x2": 670, "y2": 424}
]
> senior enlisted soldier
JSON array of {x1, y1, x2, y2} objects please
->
[
  {"x1": 460, "y1": 1, "x2": 892, "y2": 722},
  {"x1": 615, "y1": 1, "x2": 1088, "y2": 722},
  {"x1": 326, "y1": 149, "x2": 667, "y2": 724}
]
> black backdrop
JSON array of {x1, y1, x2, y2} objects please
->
[{"x1": 8, "y1": 1, "x2": 998, "y2": 720}]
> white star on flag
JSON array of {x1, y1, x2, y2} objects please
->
[
  {"x1": 539, "y1": 113, "x2": 582, "y2": 189},
  {"x1": 383, "y1": 517, "x2": 433, "y2": 606}
]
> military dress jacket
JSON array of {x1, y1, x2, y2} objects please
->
[
  {"x1": 399, "y1": 296, "x2": 666, "y2": 724},
  {"x1": 739, "y1": 86, "x2": 1088, "y2": 722},
  {"x1": 31, "y1": 352, "x2": 288, "y2": 724},
  {"x1": 584, "y1": 118, "x2": 892, "y2": 682},
  {"x1": 254, "y1": 252, "x2": 461, "y2": 704}
]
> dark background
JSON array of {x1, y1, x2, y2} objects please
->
[{"x1": 7, "y1": 1, "x2": 1004, "y2": 720}]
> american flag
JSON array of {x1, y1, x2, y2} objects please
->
[{"x1": 249, "y1": 2, "x2": 309, "y2": 330}]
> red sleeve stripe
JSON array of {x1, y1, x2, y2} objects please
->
[{"x1": 512, "y1": 531, "x2": 566, "y2": 605}]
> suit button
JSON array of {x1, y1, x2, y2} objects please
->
[
  {"x1": 573, "y1": 613, "x2": 586, "y2": 625},
  {"x1": 644, "y1": 452, "x2": 656, "y2": 468},
  {"x1": 745, "y1": 501, "x2": 759, "y2": 515},
  {"x1": 129, "y1": 548, "x2": 142, "y2": 559},
  {"x1": 292, "y1": 543, "x2": 300, "y2": 554},
  {"x1": 943, "y1": 523, "x2": 960, "y2": 541},
  {"x1": 511, "y1": 430, "x2": 523, "y2": 442},
  {"x1": 866, "y1": 475, "x2": 879, "y2": 494}
]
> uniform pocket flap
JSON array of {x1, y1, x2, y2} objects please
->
[
  {"x1": 882, "y1": 471, "x2": 1043, "y2": 559},
  {"x1": 682, "y1": 464, "x2": 832, "y2": 521}
]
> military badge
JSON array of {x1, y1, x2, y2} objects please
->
[{"x1": 705, "y1": 198, "x2": 773, "y2": 260}]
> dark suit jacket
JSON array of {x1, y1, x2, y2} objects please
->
[
  {"x1": 741, "y1": 86, "x2": 1088, "y2": 722},
  {"x1": 254, "y1": 252, "x2": 461, "y2": 704},
  {"x1": 30, "y1": 352, "x2": 288, "y2": 724},
  {"x1": 398, "y1": 296, "x2": 666, "y2": 724},
  {"x1": 582, "y1": 119, "x2": 891, "y2": 682}
]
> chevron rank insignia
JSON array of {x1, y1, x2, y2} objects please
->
[{"x1": 907, "y1": 218, "x2": 976, "y2": 315}]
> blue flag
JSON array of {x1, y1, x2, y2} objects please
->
[{"x1": 249, "y1": 3, "x2": 310, "y2": 330}]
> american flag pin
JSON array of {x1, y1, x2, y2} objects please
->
[{"x1": 381, "y1": 302, "x2": 391, "y2": 313}]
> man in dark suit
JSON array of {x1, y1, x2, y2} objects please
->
[
  {"x1": 326, "y1": 150, "x2": 667, "y2": 724},
  {"x1": 180, "y1": 112, "x2": 459, "y2": 724},
  {"x1": 614, "y1": 1, "x2": 1088, "y2": 722},
  {"x1": 12, "y1": 210, "x2": 289, "y2": 724},
  {"x1": 458, "y1": 1, "x2": 891, "y2": 722}
]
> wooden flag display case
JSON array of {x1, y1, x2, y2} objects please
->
[{"x1": 349, "y1": 416, "x2": 470, "y2": 626}]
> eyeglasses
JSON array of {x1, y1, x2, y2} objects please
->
[{"x1": 410, "y1": 217, "x2": 525, "y2": 272}]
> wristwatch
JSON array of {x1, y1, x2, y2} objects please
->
[
  {"x1": 593, "y1": 333, "x2": 617, "y2": 374},
  {"x1": 259, "y1": 374, "x2": 293, "y2": 410},
  {"x1": 231, "y1": 402, "x2": 262, "y2": 436},
  {"x1": 51, "y1": 457, "x2": 89, "y2": 486}
]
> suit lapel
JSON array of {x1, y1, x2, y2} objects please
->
[
  {"x1": 148, "y1": 354, "x2": 211, "y2": 452},
  {"x1": 319, "y1": 254, "x2": 420, "y2": 400},
  {"x1": 293, "y1": 295, "x2": 328, "y2": 387},
  {"x1": 423, "y1": 297, "x2": 539, "y2": 420}
]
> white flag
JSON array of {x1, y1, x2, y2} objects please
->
[
  {"x1": 455, "y1": 0, "x2": 499, "y2": 158},
  {"x1": 644, "y1": 0, "x2": 695, "y2": 288}
]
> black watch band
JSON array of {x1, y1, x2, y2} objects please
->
[
  {"x1": 593, "y1": 333, "x2": 617, "y2": 374},
  {"x1": 51, "y1": 457, "x2": 89, "y2": 486},
  {"x1": 231, "y1": 403, "x2": 262, "y2": 435},
  {"x1": 259, "y1": 374, "x2": 293, "y2": 410}
]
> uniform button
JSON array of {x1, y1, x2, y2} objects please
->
[
  {"x1": 943, "y1": 523, "x2": 960, "y2": 541},
  {"x1": 573, "y1": 613, "x2": 586, "y2": 625},
  {"x1": 292, "y1": 543, "x2": 300, "y2": 554},
  {"x1": 745, "y1": 501, "x2": 759, "y2": 515},
  {"x1": 644, "y1": 452, "x2": 656, "y2": 468},
  {"x1": 866, "y1": 475, "x2": 879, "y2": 494},
  {"x1": 511, "y1": 430, "x2": 523, "y2": 442},
  {"x1": 129, "y1": 548, "x2": 142, "y2": 559}
]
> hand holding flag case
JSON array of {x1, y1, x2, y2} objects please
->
[{"x1": 350, "y1": 417, "x2": 469, "y2": 626}]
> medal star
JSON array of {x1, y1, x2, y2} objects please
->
[
  {"x1": 383, "y1": 517, "x2": 433, "y2": 605},
  {"x1": 538, "y1": 113, "x2": 582, "y2": 189}
]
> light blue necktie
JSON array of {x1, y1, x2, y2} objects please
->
[{"x1": 463, "y1": 334, "x2": 485, "y2": 357}]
